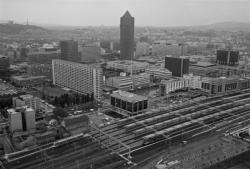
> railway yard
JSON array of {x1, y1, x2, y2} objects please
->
[{"x1": 2, "y1": 89, "x2": 250, "y2": 169}]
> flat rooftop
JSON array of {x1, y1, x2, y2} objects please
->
[
  {"x1": 11, "y1": 75, "x2": 46, "y2": 81},
  {"x1": 7, "y1": 107, "x2": 34, "y2": 114},
  {"x1": 192, "y1": 62, "x2": 216, "y2": 67},
  {"x1": 147, "y1": 67, "x2": 171, "y2": 73},
  {"x1": 107, "y1": 60, "x2": 149, "y2": 67},
  {"x1": 111, "y1": 90, "x2": 147, "y2": 102}
]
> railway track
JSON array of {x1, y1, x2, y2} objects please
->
[
  {"x1": 4, "y1": 89, "x2": 250, "y2": 169},
  {"x1": 89, "y1": 92, "x2": 250, "y2": 152}
]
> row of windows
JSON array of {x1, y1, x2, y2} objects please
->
[{"x1": 111, "y1": 97, "x2": 148, "y2": 113}]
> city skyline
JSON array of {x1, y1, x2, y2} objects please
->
[{"x1": 1, "y1": 0, "x2": 250, "y2": 27}]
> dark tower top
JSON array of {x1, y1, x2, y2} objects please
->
[
  {"x1": 60, "y1": 40, "x2": 80, "y2": 62},
  {"x1": 165, "y1": 57, "x2": 189, "y2": 77},
  {"x1": 120, "y1": 11, "x2": 135, "y2": 60}
]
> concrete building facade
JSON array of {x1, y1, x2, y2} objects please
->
[
  {"x1": 160, "y1": 74, "x2": 202, "y2": 95},
  {"x1": 52, "y1": 59, "x2": 103, "y2": 100},
  {"x1": 8, "y1": 107, "x2": 35, "y2": 132},
  {"x1": 110, "y1": 90, "x2": 148, "y2": 116},
  {"x1": 106, "y1": 73, "x2": 150, "y2": 91},
  {"x1": 201, "y1": 77, "x2": 250, "y2": 94}
]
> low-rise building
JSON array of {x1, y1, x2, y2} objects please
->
[
  {"x1": 145, "y1": 67, "x2": 172, "y2": 81},
  {"x1": 11, "y1": 75, "x2": 47, "y2": 88},
  {"x1": 152, "y1": 41, "x2": 187, "y2": 57},
  {"x1": 110, "y1": 90, "x2": 148, "y2": 116},
  {"x1": 160, "y1": 74, "x2": 202, "y2": 95},
  {"x1": 190, "y1": 62, "x2": 218, "y2": 77},
  {"x1": 13, "y1": 94, "x2": 55, "y2": 113},
  {"x1": 106, "y1": 74, "x2": 150, "y2": 91},
  {"x1": 27, "y1": 64, "x2": 52, "y2": 79},
  {"x1": 201, "y1": 77, "x2": 250, "y2": 94},
  {"x1": 106, "y1": 60, "x2": 149, "y2": 74}
]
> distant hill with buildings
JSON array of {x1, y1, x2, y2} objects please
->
[
  {"x1": 0, "y1": 23, "x2": 49, "y2": 35},
  {"x1": 191, "y1": 22, "x2": 250, "y2": 32}
]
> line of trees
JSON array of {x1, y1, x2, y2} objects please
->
[{"x1": 53, "y1": 93, "x2": 94, "y2": 108}]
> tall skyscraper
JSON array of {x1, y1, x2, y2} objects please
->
[
  {"x1": 120, "y1": 11, "x2": 135, "y2": 60},
  {"x1": 60, "y1": 40, "x2": 80, "y2": 62},
  {"x1": 165, "y1": 57, "x2": 189, "y2": 77}
]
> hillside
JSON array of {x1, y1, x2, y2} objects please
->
[
  {"x1": 0, "y1": 23, "x2": 49, "y2": 35},
  {"x1": 193, "y1": 22, "x2": 250, "y2": 32}
]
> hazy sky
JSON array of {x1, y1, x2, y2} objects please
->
[{"x1": 1, "y1": 0, "x2": 250, "y2": 27}]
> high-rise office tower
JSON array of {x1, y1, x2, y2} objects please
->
[
  {"x1": 60, "y1": 40, "x2": 80, "y2": 62},
  {"x1": 216, "y1": 50, "x2": 239, "y2": 66},
  {"x1": 120, "y1": 11, "x2": 135, "y2": 60},
  {"x1": 165, "y1": 57, "x2": 189, "y2": 77}
]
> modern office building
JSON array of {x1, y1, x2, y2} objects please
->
[
  {"x1": 8, "y1": 107, "x2": 35, "y2": 132},
  {"x1": 165, "y1": 57, "x2": 189, "y2": 77},
  {"x1": 52, "y1": 59, "x2": 103, "y2": 100},
  {"x1": 110, "y1": 90, "x2": 148, "y2": 116},
  {"x1": 216, "y1": 50, "x2": 239, "y2": 66},
  {"x1": 120, "y1": 11, "x2": 134, "y2": 60},
  {"x1": 60, "y1": 40, "x2": 80, "y2": 62}
]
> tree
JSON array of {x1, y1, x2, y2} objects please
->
[
  {"x1": 90, "y1": 93, "x2": 94, "y2": 101},
  {"x1": 86, "y1": 93, "x2": 90, "y2": 102},
  {"x1": 76, "y1": 95, "x2": 80, "y2": 104},
  {"x1": 52, "y1": 107, "x2": 68, "y2": 119},
  {"x1": 81, "y1": 94, "x2": 86, "y2": 104},
  {"x1": 54, "y1": 96, "x2": 58, "y2": 106}
]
